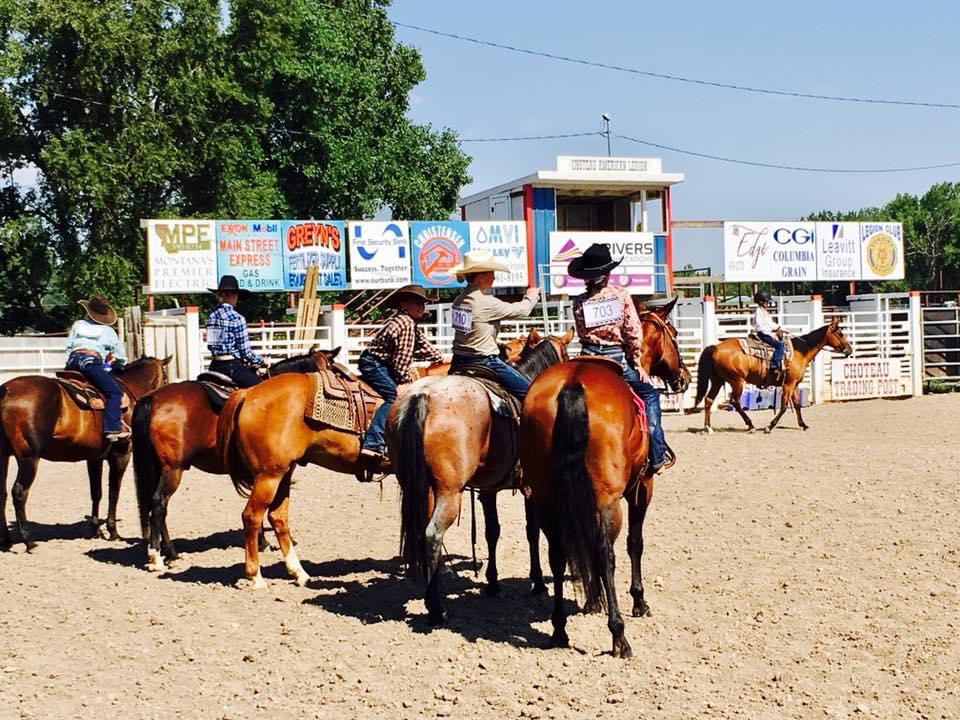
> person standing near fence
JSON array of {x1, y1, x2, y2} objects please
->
[
  {"x1": 206, "y1": 275, "x2": 266, "y2": 387},
  {"x1": 65, "y1": 295, "x2": 129, "y2": 442},
  {"x1": 358, "y1": 284, "x2": 443, "y2": 461}
]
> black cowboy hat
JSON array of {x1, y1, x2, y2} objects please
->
[
  {"x1": 209, "y1": 274, "x2": 249, "y2": 296},
  {"x1": 78, "y1": 295, "x2": 117, "y2": 325},
  {"x1": 389, "y1": 284, "x2": 434, "y2": 307},
  {"x1": 567, "y1": 243, "x2": 622, "y2": 279}
]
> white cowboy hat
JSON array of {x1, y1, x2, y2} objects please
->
[{"x1": 448, "y1": 250, "x2": 509, "y2": 282}]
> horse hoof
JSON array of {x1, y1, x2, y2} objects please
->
[
  {"x1": 747, "y1": 427, "x2": 755, "y2": 434},
  {"x1": 293, "y1": 573, "x2": 312, "y2": 587},
  {"x1": 632, "y1": 602, "x2": 651, "y2": 618},
  {"x1": 613, "y1": 639, "x2": 633, "y2": 659},
  {"x1": 237, "y1": 575, "x2": 267, "y2": 590},
  {"x1": 107, "y1": 530, "x2": 120, "y2": 542},
  {"x1": 704, "y1": 426, "x2": 714, "y2": 435},
  {"x1": 549, "y1": 631, "x2": 569, "y2": 649},
  {"x1": 764, "y1": 426, "x2": 773, "y2": 435},
  {"x1": 530, "y1": 582, "x2": 548, "y2": 596},
  {"x1": 582, "y1": 601, "x2": 602, "y2": 615},
  {"x1": 801, "y1": 425, "x2": 810, "y2": 431}
]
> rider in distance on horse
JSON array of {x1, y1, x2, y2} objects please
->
[
  {"x1": 205, "y1": 274, "x2": 267, "y2": 388},
  {"x1": 358, "y1": 283, "x2": 443, "y2": 461},
  {"x1": 65, "y1": 295, "x2": 129, "y2": 442},
  {"x1": 568, "y1": 243, "x2": 668, "y2": 474},
  {"x1": 753, "y1": 290, "x2": 785, "y2": 384},
  {"x1": 448, "y1": 250, "x2": 541, "y2": 399}
]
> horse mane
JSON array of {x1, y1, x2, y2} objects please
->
[
  {"x1": 270, "y1": 351, "x2": 320, "y2": 374},
  {"x1": 792, "y1": 324, "x2": 831, "y2": 354},
  {"x1": 514, "y1": 336, "x2": 562, "y2": 379},
  {"x1": 113, "y1": 356, "x2": 155, "y2": 374}
]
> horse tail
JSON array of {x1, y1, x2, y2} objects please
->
[
  {"x1": 550, "y1": 382, "x2": 603, "y2": 610},
  {"x1": 131, "y1": 393, "x2": 158, "y2": 539},
  {"x1": 395, "y1": 391, "x2": 431, "y2": 583},
  {"x1": 218, "y1": 389, "x2": 253, "y2": 497},
  {"x1": 694, "y1": 345, "x2": 717, "y2": 407}
]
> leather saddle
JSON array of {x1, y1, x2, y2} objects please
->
[
  {"x1": 196, "y1": 371, "x2": 237, "y2": 412},
  {"x1": 305, "y1": 364, "x2": 382, "y2": 434},
  {"x1": 449, "y1": 363, "x2": 500, "y2": 383},
  {"x1": 55, "y1": 371, "x2": 131, "y2": 411},
  {"x1": 739, "y1": 333, "x2": 794, "y2": 365}
]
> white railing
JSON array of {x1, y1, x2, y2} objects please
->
[
  {"x1": 200, "y1": 323, "x2": 334, "y2": 368},
  {"x1": 0, "y1": 341, "x2": 69, "y2": 379},
  {"x1": 922, "y1": 305, "x2": 960, "y2": 381}
]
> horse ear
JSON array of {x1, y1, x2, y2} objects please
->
[
  {"x1": 329, "y1": 345, "x2": 341, "y2": 359},
  {"x1": 829, "y1": 317, "x2": 839, "y2": 328},
  {"x1": 655, "y1": 296, "x2": 678, "y2": 318},
  {"x1": 561, "y1": 327, "x2": 575, "y2": 344},
  {"x1": 162, "y1": 355, "x2": 173, "y2": 366},
  {"x1": 527, "y1": 329, "x2": 542, "y2": 346}
]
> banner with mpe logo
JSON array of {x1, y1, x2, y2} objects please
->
[
  {"x1": 348, "y1": 221, "x2": 411, "y2": 289},
  {"x1": 410, "y1": 221, "x2": 469, "y2": 288},
  {"x1": 146, "y1": 219, "x2": 218, "y2": 293},
  {"x1": 216, "y1": 220, "x2": 285, "y2": 292},
  {"x1": 282, "y1": 220, "x2": 347, "y2": 291}
]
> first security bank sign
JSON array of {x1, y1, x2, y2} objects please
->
[
  {"x1": 723, "y1": 221, "x2": 905, "y2": 282},
  {"x1": 144, "y1": 219, "x2": 528, "y2": 293}
]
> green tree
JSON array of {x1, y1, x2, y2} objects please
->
[{"x1": 0, "y1": 0, "x2": 470, "y2": 333}]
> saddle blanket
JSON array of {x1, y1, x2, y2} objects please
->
[
  {"x1": 737, "y1": 333, "x2": 794, "y2": 363},
  {"x1": 55, "y1": 372, "x2": 130, "y2": 411},
  {"x1": 305, "y1": 367, "x2": 382, "y2": 434}
]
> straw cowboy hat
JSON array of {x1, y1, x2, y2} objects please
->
[
  {"x1": 389, "y1": 284, "x2": 434, "y2": 307},
  {"x1": 209, "y1": 274, "x2": 249, "y2": 296},
  {"x1": 78, "y1": 296, "x2": 118, "y2": 325},
  {"x1": 567, "y1": 243, "x2": 622, "y2": 279},
  {"x1": 448, "y1": 250, "x2": 509, "y2": 282}
]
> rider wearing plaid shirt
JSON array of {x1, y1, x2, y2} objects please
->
[
  {"x1": 206, "y1": 275, "x2": 265, "y2": 387},
  {"x1": 359, "y1": 285, "x2": 442, "y2": 460}
]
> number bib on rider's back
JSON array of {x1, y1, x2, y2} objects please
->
[
  {"x1": 582, "y1": 298, "x2": 623, "y2": 329},
  {"x1": 206, "y1": 327, "x2": 223, "y2": 344},
  {"x1": 451, "y1": 306, "x2": 473, "y2": 332}
]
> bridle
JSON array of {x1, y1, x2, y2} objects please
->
[{"x1": 638, "y1": 312, "x2": 689, "y2": 395}]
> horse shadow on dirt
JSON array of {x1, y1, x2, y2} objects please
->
[
  {"x1": 83, "y1": 528, "x2": 248, "y2": 571},
  {"x1": 5, "y1": 518, "x2": 100, "y2": 545},
  {"x1": 302, "y1": 554, "x2": 579, "y2": 650}
]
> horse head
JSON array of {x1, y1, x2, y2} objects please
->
[
  {"x1": 515, "y1": 327, "x2": 575, "y2": 378},
  {"x1": 826, "y1": 317, "x2": 853, "y2": 357},
  {"x1": 639, "y1": 301, "x2": 690, "y2": 393},
  {"x1": 498, "y1": 334, "x2": 529, "y2": 363},
  {"x1": 113, "y1": 355, "x2": 171, "y2": 396}
]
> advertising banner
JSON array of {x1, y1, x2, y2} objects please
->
[
  {"x1": 815, "y1": 222, "x2": 861, "y2": 282},
  {"x1": 831, "y1": 357, "x2": 906, "y2": 400},
  {"x1": 146, "y1": 219, "x2": 218, "y2": 293},
  {"x1": 470, "y1": 221, "x2": 529, "y2": 288},
  {"x1": 723, "y1": 222, "x2": 817, "y2": 282},
  {"x1": 282, "y1": 220, "x2": 347, "y2": 291},
  {"x1": 410, "y1": 221, "x2": 469, "y2": 288},
  {"x1": 547, "y1": 231, "x2": 656, "y2": 295},
  {"x1": 860, "y1": 223, "x2": 905, "y2": 280},
  {"x1": 348, "y1": 221, "x2": 411, "y2": 289},
  {"x1": 215, "y1": 220, "x2": 284, "y2": 292}
]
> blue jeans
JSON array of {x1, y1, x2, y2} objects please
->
[
  {"x1": 208, "y1": 359, "x2": 261, "y2": 388},
  {"x1": 579, "y1": 343, "x2": 665, "y2": 468},
  {"x1": 66, "y1": 352, "x2": 123, "y2": 434},
  {"x1": 358, "y1": 352, "x2": 397, "y2": 453},
  {"x1": 450, "y1": 353, "x2": 531, "y2": 400},
  {"x1": 757, "y1": 333, "x2": 785, "y2": 369}
]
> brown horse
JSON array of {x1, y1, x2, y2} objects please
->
[
  {"x1": 694, "y1": 318, "x2": 853, "y2": 434},
  {"x1": 408, "y1": 334, "x2": 527, "y2": 380},
  {"x1": 0, "y1": 356, "x2": 171, "y2": 550},
  {"x1": 131, "y1": 348, "x2": 340, "y2": 572},
  {"x1": 519, "y1": 311, "x2": 690, "y2": 657},
  {"x1": 391, "y1": 328, "x2": 575, "y2": 625}
]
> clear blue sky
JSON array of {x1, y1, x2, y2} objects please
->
[{"x1": 388, "y1": 0, "x2": 960, "y2": 273}]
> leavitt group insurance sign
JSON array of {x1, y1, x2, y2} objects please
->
[
  {"x1": 724, "y1": 221, "x2": 904, "y2": 282},
  {"x1": 830, "y1": 357, "x2": 906, "y2": 400}
]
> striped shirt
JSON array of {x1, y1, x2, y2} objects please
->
[
  {"x1": 365, "y1": 311, "x2": 442, "y2": 384},
  {"x1": 572, "y1": 285, "x2": 644, "y2": 368},
  {"x1": 206, "y1": 303, "x2": 264, "y2": 365}
]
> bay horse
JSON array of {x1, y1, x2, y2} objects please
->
[
  {"x1": 408, "y1": 334, "x2": 527, "y2": 380},
  {"x1": 131, "y1": 348, "x2": 340, "y2": 572},
  {"x1": 0, "y1": 356, "x2": 171, "y2": 550},
  {"x1": 392, "y1": 328, "x2": 575, "y2": 625},
  {"x1": 694, "y1": 318, "x2": 853, "y2": 433},
  {"x1": 519, "y1": 309, "x2": 690, "y2": 657}
]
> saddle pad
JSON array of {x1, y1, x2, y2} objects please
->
[
  {"x1": 305, "y1": 371, "x2": 382, "y2": 434},
  {"x1": 198, "y1": 380, "x2": 235, "y2": 413},
  {"x1": 56, "y1": 377, "x2": 130, "y2": 412},
  {"x1": 449, "y1": 363, "x2": 500, "y2": 383},
  {"x1": 196, "y1": 371, "x2": 236, "y2": 387},
  {"x1": 737, "y1": 334, "x2": 794, "y2": 362},
  {"x1": 629, "y1": 390, "x2": 649, "y2": 433}
]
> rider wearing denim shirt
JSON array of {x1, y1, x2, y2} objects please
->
[
  {"x1": 448, "y1": 251, "x2": 540, "y2": 399},
  {"x1": 65, "y1": 295, "x2": 129, "y2": 442},
  {"x1": 568, "y1": 243, "x2": 668, "y2": 473}
]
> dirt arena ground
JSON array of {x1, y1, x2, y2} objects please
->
[{"x1": 2, "y1": 394, "x2": 958, "y2": 719}]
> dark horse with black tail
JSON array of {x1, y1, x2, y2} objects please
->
[
  {"x1": 391, "y1": 329, "x2": 574, "y2": 626},
  {"x1": 0, "y1": 356, "x2": 171, "y2": 550},
  {"x1": 131, "y1": 348, "x2": 339, "y2": 572}
]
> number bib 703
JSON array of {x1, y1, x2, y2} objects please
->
[
  {"x1": 582, "y1": 298, "x2": 623, "y2": 329},
  {"x1": 451, "y1": 306, "x2": 473, "y2": 332}
]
